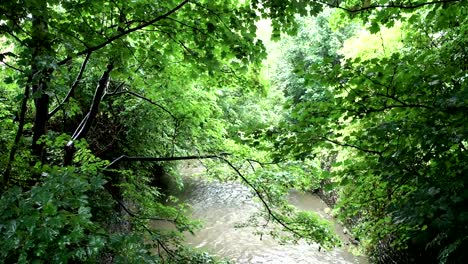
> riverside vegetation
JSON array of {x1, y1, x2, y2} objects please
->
[{"x1": 0, "y1": 0, "x2": 467, "y2": 263}]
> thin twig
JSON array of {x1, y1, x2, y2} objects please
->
[
  {"x1": 0, "y1": 60, "x2": 24, "y2": 73},
  {"x1": 317, "y1": 0, "x2": 461, "y2": 13},
  {"x1": 106, "y1": 90, "x2": 178, "y2": 121},
  {"x1": 217, "y1": 156, "x2": 314, "y2": 240},
  {"x1": 317, "y1": 136, "x2": 384, "y2": 157}
]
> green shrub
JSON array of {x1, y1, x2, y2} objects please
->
[{"x1": 0, "y1": 167, "x2": 108, "y2": 263}]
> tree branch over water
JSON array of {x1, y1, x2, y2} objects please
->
[
  {"x1": 106, "y1": 153, "x2": 331, "y2": 246},
  {"x1": 216, "y1": 156, "x2": 312, "y2": 242},
  {"x1": 317, "y1": 0, "x2": 461, "y2": 13},
  {"x1": 104, "y1": 154, "x2": 224, "y2": 169}
]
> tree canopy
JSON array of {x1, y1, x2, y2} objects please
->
[{"x1": 1, "y1": 0, "x2": 467, "y2": 263}]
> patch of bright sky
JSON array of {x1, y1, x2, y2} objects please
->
[
  {"x1": 340, "y1": 22, "x2": 404, "y2": 60},
  {"x1": 255, "y1": 19, "x2": 284, "y2": 81}
]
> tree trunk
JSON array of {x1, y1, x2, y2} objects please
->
[
  {"x1": 64, "y1": 64, "x2": 114, "y2": 166},
  {"x1": 30, "y1": 2, "x2": 53, "y2": 162}
]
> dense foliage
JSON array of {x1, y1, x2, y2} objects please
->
[
  {"x1": 1, "y1": 0, "x2": 466, "y2": 263},
  {"x1": 272, "y1": 1, "x2": 468, "y2": 263},
  {"x1": 0, "y1": 0, "x2": 331, "y2": 262}
]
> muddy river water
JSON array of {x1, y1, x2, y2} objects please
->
[{"x1": 168, "y1": 163, "x2": 367, "y2": 264}]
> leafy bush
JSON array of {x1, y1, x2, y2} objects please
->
[{"x1": 0, "y1": 167, "x2": 108, "y2": 263}]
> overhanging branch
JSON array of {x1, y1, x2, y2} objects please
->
[
  {"x1": 217, "y1": 156, "x2": 316, "y2": 241},
  {"x1": 58, "y1": 0, "x2": 191, "y2": 66},
  {"x1": 317, "y1": 0, "x2": 461, "y2": 13},
  {"x1": 104, "y1": 154, "x2": 222, "y2": 169}
]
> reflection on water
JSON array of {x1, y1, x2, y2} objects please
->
[{"x1": 171, "y1": 163, "x2": 367, "y2": 264}]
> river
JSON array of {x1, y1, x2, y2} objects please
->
[{"x1": 168, "y1": 162, "x2": 367, "y2": 264}]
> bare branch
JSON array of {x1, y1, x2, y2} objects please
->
[
  {"x1": 104, "y1": 154, "x2": 224, "y2": 169},
  {"x1": 49, "y1": 51, "x2": 92, "y2": 119},
  {"x1": 246, "y1": 159, "x2": 256, "y2": 171}
]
